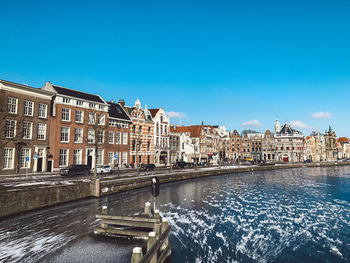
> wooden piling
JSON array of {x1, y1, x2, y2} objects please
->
[
  {"x1": 131, "y1": 247, "x2": 143, "y2": 263},
  {"x1": 144, "y1": 202, "x2": 151, "y2": 216},
  {"x1": 160, "y1": 218, "x2": 170, "y2": 252},
  {"x1": 147, "y1": 232, "x2": 157, "y2": 263}
]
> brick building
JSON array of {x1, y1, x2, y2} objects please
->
[
  {"x1": 0, "y1": 79, "x2": 53, "y2": 174},
  {"x1": 42, "y1": 81, "x2": 109, "y2": 170},
  {"x1": 105, "y1": 100, "x2": 131, "y2": 167},
  {"x1": 123, "y1": 99, "x2": 154, "y2": 165},
  {"x1": 230, "y1": 130, "x2": 242, "y2": 161}
]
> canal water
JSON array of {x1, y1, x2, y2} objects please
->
[{"x1": 0, "y1": 166, "x2": 350, "y2": 263}]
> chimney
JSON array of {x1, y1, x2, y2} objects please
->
[{"x1": 118, "y1": 99, "x2": 125, "y2": 107}]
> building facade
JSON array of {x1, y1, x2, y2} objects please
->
[
  {"x1": 124, "y1": 99, "x2": 154, "y2": 165},
  {"x1": 150, "y1": 108, "x2": 170, "y2": 166},
  {"x1": 42, "y1": 81, "x2": 109, "y2": 170},
  {"x1": 0, "y1": 79, "x2": 53, "y2": 174}
]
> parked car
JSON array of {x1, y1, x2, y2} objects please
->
[
  {"x1": 173, "y1": 161, "x2": 187, "y2": 169},
  {"x1": 140, "y1": 163, "x2": 156, "y2": 171},
  {"x1": 60, "y1": 165, "x2": 90, "y2": 176},
  {"x1": 303, "y1": 159, "x2": 311, "y2": 163},
  {"x1": 97, "y1": 165, "x2": 112, "y2": 174}
]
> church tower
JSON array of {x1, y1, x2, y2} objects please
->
[{"x1": 274, "y1": 119, "x2": 280, "y2": 133}]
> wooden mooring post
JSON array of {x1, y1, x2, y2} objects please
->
[{"x1": 93, "y1": 202, "x2": 171, "y2": 263}]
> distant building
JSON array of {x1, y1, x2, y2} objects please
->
[
  {"x1": 169, "y1": 130, "x2": 180, "y2": 164},
  {"x1": 124, "y1": 99, "x2": 154, "y2": 165},
  {"x1": 324, "y1": 126, "x2": 337, "y2": 161},
  {"x1": 262, "y1": 129, "x2": 275, "y2": 162},
  {"x1": 274, "y1": 122, "x2": 304, "y2": 162},
  {"x1": 150, "y1": 108, "x2": 170, "y2": 166}
]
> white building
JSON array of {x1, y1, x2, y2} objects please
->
[{"x1": 149, "y1": 108, "x2": 170, "y2": 166}]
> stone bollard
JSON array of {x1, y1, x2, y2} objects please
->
[
  {"x1": 154, "y1": 222, "x2": 161, "y2": 238},
  {"x1": 144, "y1": 202, "x2": 151, "y2": 216},
  {"x1": 101, "y1": 206, "x2": 108, "y2": 228},
  {"x1": 154, "y1": 209, "x2": 160, "y2": 219},
  {"x1": 160, "y1": 218, "x2": 169, "y2": 252},
  {"x1": 95, "y1": 179, "x2": 100, "y2": 197},
  {"x1": 131, "y1": 247, "x2": 143, "y2": 263},
  {"x1": 147, "y1": 232, "x2": 157, "y2": 263}
]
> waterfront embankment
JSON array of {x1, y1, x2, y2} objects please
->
[{"x1": 1, "y1": 162, "x2": 349, "y2": 218}]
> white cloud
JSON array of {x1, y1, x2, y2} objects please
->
[
  {"x1": 312, "y1": 111, "x2": 332, "y2": 119},
  {"x1": 167, "y1": 111, "x2": 188, "y2": 119},
  {"x1": 290, "y1": 120, "x2": 312, "y2": 130},
  {"x1": 242, "y1": 119, "x2": 262, "y2": 127}
]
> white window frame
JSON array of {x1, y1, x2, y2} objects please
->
[
  {"x1": 122, "y1": 133, "x2": 128, "y2": 145},
  {"x1": 7, "y1": 97, "x2": 18, "y2": 114},
  {"x1": 97, "y1": 130, "x2": 104, "y2": 144},
  {"x1": 75, "y1": 110, "x2": 84, "y2": 123},
  {"x1": 37, "y1": 123, "x2": 46, "y2": 140},
  {"x1": 98, "y1": 114, "x2": 105, "y2": 125},
  {"x1": 88, "y1": 112, "x2": 96, "y2": 124},
  {"x1": 62, "y1": 97, "x2": 71, "y2": 104},
  {"x1": 23, "y1": 121, "x2": 33, "y2": 139},
  {"x1": 76, "y1": 100, "x2": 83, "y2": 106},
  {"x1": 38, "y1": 103, "x2": 48, "y2": 118},
  {"x1": 122, "y1": 152, "x2": 128, "y2": 164},
  {"x1": 61, "y1": 108, "x2": 71, "y2": 122},
  {"x1": 74, "y1": 128, "x2": 83, "y2": 143},
  {"x1": 60, "y1": 127, "x2": 70, "y2": 143},
  {"x1": 116, "y1": 132, "x2": 121, "y2": 144},
  {"x1": 108, "y1": 152, "x2": 114, "y2": 164},
  {"x1": 3, "y1": 148, "x2": 15, "y2": 169},
  {"x1": 73, "y1": 149, "x2": 82, "y2": 165},
  {"x1": 108, "y1": 131, "x2": 114, "y2": 144},
  {"x1": 59, "y1": 149, "x2": 69, "y2": 167},
  {"x1": 96, "y1": 149, "x2": 104, "y2": 165},
  {"x1": 88, "y1": 129, "x2": 95, "y2": 144},
  {"x1": 20, "y1": 148, "x2": 31, "y2": 168},
  {"x1": 24, "y1": 100, "x2": 34, "y2": 116},
  {"x1": 5, "y1": 119, "x2": 16, "y2": 138}
]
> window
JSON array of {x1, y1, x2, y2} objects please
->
[
  {"x1": 61, "y1": 108, "x2": 70, "y2": 121},
  {"x1": 138, "y1": 141, "x2": 142, "y2": 151},
  {"x1": 132, "y1": 140, "x2": 136, "y2": 151},
  {"x1": 161, "y1": 125, "x2": 163, "y2": 135},
  {"x1": 89, "y1": 103, "x2": 95, "y2": 108},
  {"x1": 160, "y1": 116, "x2": 163, "y2": 122},
  {"x1": 76, "y1": 100, "x2": 83, "y2": 106},
  {"x1": 60, "y1": 127, "x2": 70, "y2": 142},
  {"x1": 108, "y1": 131, "x2": 114, "y2": 144},
  {"x1": 88, "y1": 112, "x2": 95, "y2": 124},
  {"x1": 147, "y1": 141, "x2": 150, "y2": 151},
  {"x1": 7, "y1": 97, "x2": 18, "y2": 114},
  {"x1": 74, "y1": 128, "x2": 83, "y2": 143},
  {"x1": 75, "y1": 110, "x2": 84, "y2": 123},
  {"x1": 88, "y1": 129, "x2": 95, "y2": 143},
  {"x1": 122, "y1": 152, "x2": 128, "y2": 164},
  {"x1": 156, "y1": 123, "x2": 159, "y2": 134},
  {"x1": 108, "y1": 152, "x2": 114, "y2": 164},
  {"x1": 24, "y1": 101, "x2": 34, "y2": 116},
  {"x1": 132, "y1": 125, "x2": 136, "y2": 134},
  {"x1": 99, "y1": 105, "x2": 104, "y2": 110},
  {"x1": 20, "y1": 148, "x2": 31, "y2": 168},
  {"x1": 148, "y1": 127, "x2": 151, "y2": 134},
  {"x1": 37, "y1": 123, "x2": 46, "y2": 140},
  {"x1": 59, "y1": 149, "x2": 68, "y2": 166},
  {"x1": 23, "y1": 121, "x2": 33, "y2": 139},
  {"x1": 116, "y1": 132, "x2": 121, "y2": 144},
  {"x1": 97, "y1": 149, "x2": 103, "y2": 165},
  {"x1": 5, "y1": 120, "x2": 16, "y2": 138},
  {"x1": 122, "y1": 133, "x2": 128, "y2": 145},
  {"x1": 3, "y1": 148, "x2": 14, "y2": 169},
  {"x1": 62, "y1": 97, "x2": 71, "y2": 104},
  {"x1": 73, "y1": 149, "x2": 82, "y2": 165},
  {"x1": 97, "y1": 130, "x2": 104, "y2": 143},
  {"x1": 38, "y1": 103, "x2": 47, "y2": 118},
  {"x1": 139, "y1": 125, "x2": 142, "y2": 134},
  {"x1": 164, "y1": 125, "x2": 167, "y2": 135},
  {"x1": 98, "y1": 114, "x2": 105, "y2": 125}
]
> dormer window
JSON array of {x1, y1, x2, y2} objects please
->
[
  {"x1": 76, "y1": 100, "x2": 83, "y2": 106},
  {"x1": 63, "y1": 97, "x2": 71, "y2": 104},
  {"x1": 98, "y1": 105, "x2": 104, "y2": 110},
  {"x1": 89, "y1": 103, "x2": 95, "y2": 108}
]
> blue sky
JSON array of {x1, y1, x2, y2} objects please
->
[{"x1": 1, "y1": 0, "x2": 349, "y2": 136}]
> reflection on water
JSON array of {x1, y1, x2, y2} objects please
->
[{"x1": 0, "y1": 166, "x2": 349, "y2": 263}]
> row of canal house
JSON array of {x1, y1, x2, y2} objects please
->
[{"x1": 0, "y1": 79, "x2": 171, "y2": 174}]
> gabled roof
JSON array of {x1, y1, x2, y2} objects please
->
[
  {"x1": 43, "y1": 81, "x2": 106, "y2": 104},
  {"x1": 170, "y1": 125, "x2": 202, "y2": 137},
  {"x1": 278, "y1": 123, "x2": 302, "y2": 135},
  {"x1": 149, "y1": 109, "x2": 160, "y2": 118},
  {"x1": 107, "y1": 101, "x2": 131, "y2": 121}
]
